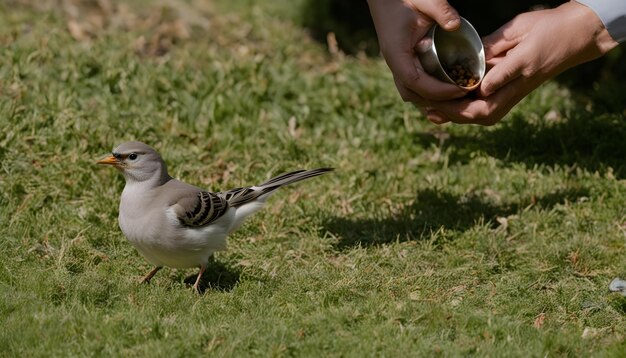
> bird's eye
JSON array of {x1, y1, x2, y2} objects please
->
[{"x1": 128, "y1": 153, "x2": 138, "y2": 160}]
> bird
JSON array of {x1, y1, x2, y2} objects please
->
[{"x1": 97, "y1": 141, "x2": 332, "y2": 292}]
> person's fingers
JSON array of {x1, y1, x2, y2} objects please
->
[
  {"x1": 430, "y1": 94, "x2": 496, "y2": 125},
  {"x1": 395, "y1": 77, "x2": 430, "y2": 105},
  {"x1": 399, "y1": 74, "x2": 468, "y2": 101},
  {"x1": 425, "y1": 109, "x2": 450, "y2": 124},
  {"x1": 432, "y1": 77, "x2": 528, "y2": 125},
  {"x1": 482, "y1": 21, "x2": 524, "y2": 60},
  {"x1": 438, "y1": 99, "x2": 503, "y2": 126},
  {"x1": 389, "y1": 54, "x2": 467, "y2": 101},
  {"x1": 433, "y1": 98, "x2": 489, "y2": 124},
  {"x1": 486, "y1": 54, "x2": 506, "y2": 67},
  {"x1": 412, "y1": 58, "x2": 468, "y2": 100},
  {"x1": 406, "y1": 72, "x2": 467, "y2": 100},
  {"x1": 407, "y1": 0, "x2": 461, "y2": 31},
  {"x1": 478, "y1": 46, "x2": 527, "y2": 97}
]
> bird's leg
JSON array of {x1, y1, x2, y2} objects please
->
[
  {"x1": 140, "y1": 266, "x2": 163, "y2": 284},
  {"x1": 193, "y1": 264, "x2": 207, "y2": 293}
]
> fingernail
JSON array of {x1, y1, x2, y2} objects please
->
[
  {"x1": 426, "y1": 110, "x2": 448, "y2": 124},
  {"x1": 428, "y1": 117, "x2": 448, "y2": 125},
  {"x1": 445, "y1": 18, "x2": 460, "y2": 30}
]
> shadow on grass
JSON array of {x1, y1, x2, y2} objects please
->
[
  {"x1": 183, "y1": 259, "x2": 241, "y2": 293},
  {"x1": 482, "y1": 112, "x2": 626, "y2": 177},
  {"x1": 325, "y1": 186, "x2": 589, "y2": 249},
  {"x1": 414, "y1": 108, "x2": 626, "y2": 178}
]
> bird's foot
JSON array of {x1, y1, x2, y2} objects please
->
[
  {"x1": 140, "y1": 266, "x2": 163, "y2": 284},
  {"x1": 193, "y1": 282, "x2": 202, "y2": 294},
  {"x1": 192, "y1": 264, "x2": 207, "y2": 294}
]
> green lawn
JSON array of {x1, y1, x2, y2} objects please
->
[{"x1": 1, "y1": 0, "x2": 625, "y2": 356}]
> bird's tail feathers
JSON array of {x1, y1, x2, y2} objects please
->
[
  {"x1": 258, "y1": 167, "x2": 334, "y2": 189},
  {"x1": 224, "y1": 168, "x2": 333, "y2": 232},
  {"x1": 223, "y1": 168, "x2": 333, "y2": 208}
]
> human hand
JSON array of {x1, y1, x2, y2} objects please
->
[
  {"x1": 425, "y1": 1, "x2": 619, "y2": 125},
  {"x1": 367, "y1": 0, "x2": 468, "y2": 102}
]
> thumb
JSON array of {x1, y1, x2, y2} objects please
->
[{"x1": 408, "y1": 0, "x2": 460, "y2": 31}]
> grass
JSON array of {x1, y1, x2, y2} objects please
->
[{"x1": 1, "y1": 0, "x2": 625, "y2": 356}]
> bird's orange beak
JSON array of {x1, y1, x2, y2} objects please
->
[{"x1": 97, "y1": 155, "x2": 120, "y2": 166}]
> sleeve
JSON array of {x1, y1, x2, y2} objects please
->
[{"x1": 576, "y1": 0, "x2": 626, "y2": 43}]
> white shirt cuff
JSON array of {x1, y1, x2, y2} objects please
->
[{"x1": 577, "y1": 0, "x2": 626, "y2": 42}]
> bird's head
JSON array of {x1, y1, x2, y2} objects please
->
[{"x1": 97, "y1": 141, "x2": 170, "y2": 184}]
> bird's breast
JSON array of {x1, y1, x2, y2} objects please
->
[{"x1": 119, "y1": 186, "x2": 172, "y2": 243}]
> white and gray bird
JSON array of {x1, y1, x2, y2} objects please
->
[{"x1": 97, "y1": 141, "x2": 332, "y2": 292}]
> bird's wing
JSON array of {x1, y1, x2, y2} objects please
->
[
  {"x1": 170, "y1": 185, "x2": 231, "y2": 228},
  {"x1": 169, "y1": 168, "x2": 332, "y2": 226},
  {"x1": 176, "y1": 191, "x2": 230, "y2": 227}
]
